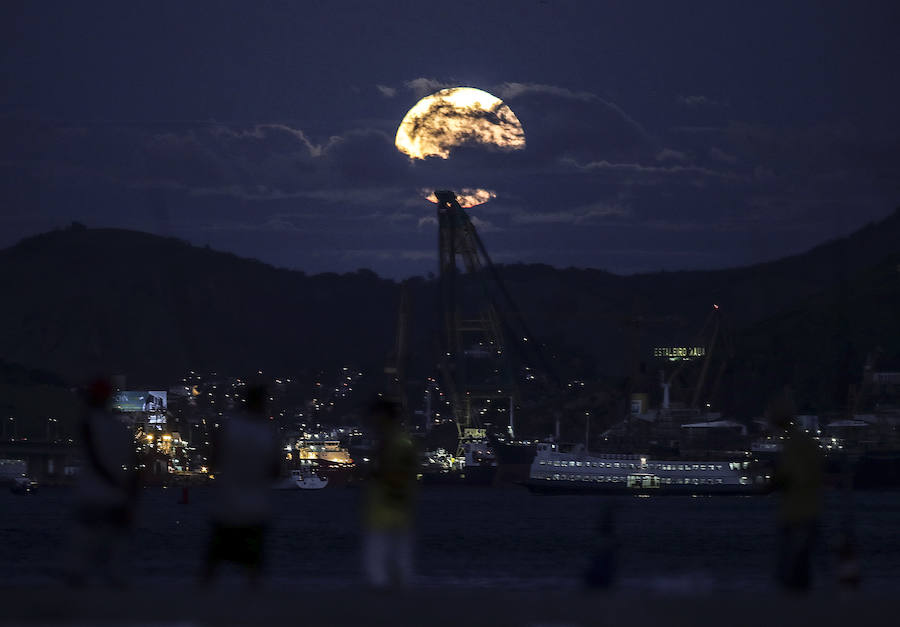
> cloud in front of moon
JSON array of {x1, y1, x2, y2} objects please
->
[
  {"x1": 424, "y1": 187, "x2": 496, "y2": 208},
  {"x1": 395, "y1": 87, "x2": 525, "y2": 160}
]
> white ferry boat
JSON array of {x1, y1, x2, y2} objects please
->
[{"x1": 526, "y1": 443, "x2": 761, "y2": 495}]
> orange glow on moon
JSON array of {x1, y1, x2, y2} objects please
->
[{"x1": 424, "y1": 188, "x2": 497, "y2": 208}]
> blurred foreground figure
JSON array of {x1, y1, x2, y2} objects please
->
[
  {"x1": 66, "y1": 378, "x2": 139, "y2": 586},
  {"x1": 835, "y1": 528, "x2": 861, "y2": 591},
  {"x1": 202, "y1": 384, "x2": 280, "y2": 586},
  {"x1": 769, "y1": 389, "x2": 823, "y2": 592},
  {"x1": 584, "y1": 505, "x2": 618, "y2": 590},
  {"x1": 363, "y1": 399, "x2": 418, "y2": 587}
]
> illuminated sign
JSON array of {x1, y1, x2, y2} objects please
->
[
  {"x1": 653, "y1": 346, "x2": 706, "y2": 361},
  {"x1": 112, "y1": 391, "x2": 167, "y2": 412}
]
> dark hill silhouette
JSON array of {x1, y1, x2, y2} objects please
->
[
  {"x1": 0, "y1": 226, "x2": 399, "y2": 382},
  {"x1": 495, "y1": 207, "x2": 900, "y2": 379},
  {"x1": 733, "y1": 251, "x2": 900, "y2": 415},
  {"x1": 1, "y1": 207, "x2": 898, "y2": 418}
]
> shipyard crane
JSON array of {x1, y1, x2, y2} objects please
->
[{"x1": 433, "y1": 190, "x2": 558, "y2": 448}]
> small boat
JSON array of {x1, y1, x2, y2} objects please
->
[
  {"x1": 10, "y1": 476, "x2": 38, "y2": 495},
  {"x1": 273, "y1": 469, "x2": 328, "y2": 490}
]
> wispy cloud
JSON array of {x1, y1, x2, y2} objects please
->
[
  {"x1": 469, "y1": 215, "x2": 501, "y2": 233},
  {"x1": 207, "y1": 123, "x2": 336, "y2": 157},
  {"x1": 494, "y1": 82, "x2": 596, "y2": 102},
  {"x1": 404, "y1": 77, "x2": 454, "y2": 97},
  {"x1": 201, "y1": 217, "x2": 304, "y2": 233},
  {"x1": 513, "y1": 202, "x2": 630, "y2": 225},
  {"x1": 676, "y1": 95, "x2": 719, "y2": 108},
  {"x1": 656, "y1": 148, "x2": 688, "y2": 163},
  {"x1": 494, "y1": 81, "x2": 649, "y2": 139},
  {"x1": 709, "y1": 146, "x2": 738, "y2": 164},
  {"x1": 319, "y1": 248, "x2": 438, "y2": 262},
  {"x1": 376, "y1": 84, "x2": 397, "y2": 98},
  {"x1": 563, "y1": 157, "x2": 740, "y2": 182}
]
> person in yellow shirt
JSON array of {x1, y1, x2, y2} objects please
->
[
  {"x1": 363, "y1": 399, "x2": 418, "y2": 587},
  {"x1": 769, "y1": 387, "x2": 824, "y2": 592}
]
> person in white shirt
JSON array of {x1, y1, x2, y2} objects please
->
[{"x1": 201, "y1": 384, "x2": 280, "y2": 586}]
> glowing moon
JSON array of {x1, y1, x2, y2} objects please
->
[{"x1": 395, "y1": 87, "x2": 525, "y2": 160}]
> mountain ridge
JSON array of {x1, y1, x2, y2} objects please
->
[{"x1": 1, "y1": 207, "x2": 898, "y2": 419}]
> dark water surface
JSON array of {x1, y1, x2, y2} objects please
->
[{"x1": 2, "y1": 486, "x2": 899, "y2": 592}]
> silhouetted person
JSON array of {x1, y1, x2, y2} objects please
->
[
  {"x1": 835, "y1": 528, "x2": 861, "y2": 591},
  {"x1": 584, "y1": 505, "x2": 618, "y2": 590},
  {"x1": 66, "y1": 378, "x2": 139, "y2": 586},
  {"x1": 202, "y1": 384, "x2": 280, "y2": 586},
  {"x1": 835, "y1": 452, "x2": 861, "y2": 591},
  {"x1": 769, "y1": 388, "x2": 823, "y2": 593},
  {"x1": 363, "y1": 399, "x2": 418, "y2": 587}
]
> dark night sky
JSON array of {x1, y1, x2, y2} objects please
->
[{"x1": 1, "y1": 1, "x2": 898, "y2": 277}]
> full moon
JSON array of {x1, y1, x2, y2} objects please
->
[{"x1": 395, "y1": 87, "x2": 525, "y2": 160}]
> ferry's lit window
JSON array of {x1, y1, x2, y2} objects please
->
[
  {"x1": 700, "y1": 465, "x2": 706, "y2": 471},
  {"x1": 717, "y1": 478, "x2": 723, "y2": 484},
  {"x1": 569, "y1": 461, "x2": 575, "y2": 467}
]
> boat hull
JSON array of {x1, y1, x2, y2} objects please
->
[{"x1": 525, "y1": 478, "x2": 759, "y2": 496}]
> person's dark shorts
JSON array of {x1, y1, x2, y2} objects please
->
[{"x1": 207, "y1": 523, "x2": 266, "y2": 568}]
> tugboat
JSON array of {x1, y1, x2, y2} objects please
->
[{"x1": 419, "y1": 441, "x2": 498, "y2": 485}]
